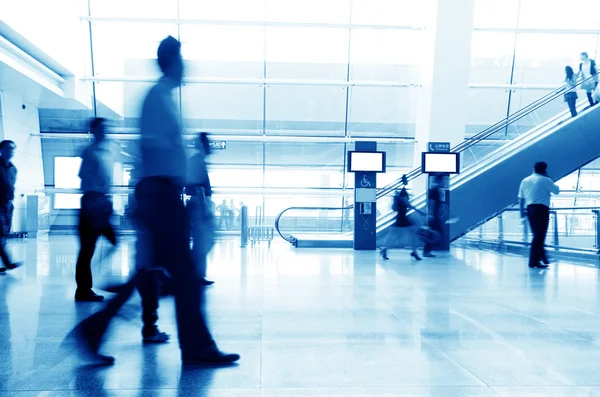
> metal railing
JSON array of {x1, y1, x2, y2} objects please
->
[
  {"x1": 464, "y1": 206, "x2": 600, "y2": 254},
  {"x1": 275, "y1": 72, "x2": 600, "y2": 244}
]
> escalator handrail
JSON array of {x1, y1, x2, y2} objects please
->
[
  {"x1": 275, "y1": 73, "x2": 598, "y2": 243},
  {"x1": 274, "y1": 206, "x2": 352, "y2": 243},
  {"x1": 378, "y1": 72, "x2": 599, "y2": 196}
]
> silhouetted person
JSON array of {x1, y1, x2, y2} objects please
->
[
  {"x1": 136, "y1": 36, "x2": 237, "y2": 364},
  {"x1": 0, "y1": 140, "x2": 21, "y2": 273},
  {"x1": 74, "y1": 118, "x2": 116, "y2": 302},
  {"x1": 216, "y1": 199, "x2": 230, "y2": 230},
  {"x1": 564, "y1": 66, "x2": 578, "y2": 117},
  {"x1": 423, "y1": 175, "x2": 444, "y2": 258},
  {"x1": 65, "y1": 36, "x2": 239, "y2": 366},
  {"x1": 519, "y1": 162, "x2": 560, "y2": 269},
  {"x1": 380, "y1": 175, "x2": 423, "y2": 261},
  {"x1": 579, "y1": 52, "x2": 598, "y2": 107},
  {"x1": 187, "y1": 133, "x2": 215, "y2": 286}
]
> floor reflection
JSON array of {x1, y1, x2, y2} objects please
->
[{"x1": 0, "y1": 236, "x2": 599, "y2": 395}]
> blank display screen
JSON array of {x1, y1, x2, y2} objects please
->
[
  {"x1": 349, "y1": 152, "x2": 385, "y2": 172},
  {"x1": 422, "y1": 152, "x2": 459, "y2": 173}
]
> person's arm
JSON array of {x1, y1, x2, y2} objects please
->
[
  {"x1": 546, "y1": 178, "x2": 560, "y2": 195},
  {"x1": 519, "y1": 198, "x2": 526, "y2": 220}
]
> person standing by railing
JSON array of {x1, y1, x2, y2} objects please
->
[
  {"x1": 579, "y1": 52, "x2": 598, "y2": 107},
  {"x1": 518, "y1": 161, "x2": 560, "y2": 269},
  {"x1": 564, "y1": 66, "x2": 579, "y2": 117}
]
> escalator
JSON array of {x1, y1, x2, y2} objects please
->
[{"x1": 276, "y1": 76, "x2": 600, "y2": 248}]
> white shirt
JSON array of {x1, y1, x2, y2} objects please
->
[
  {"x1": 139, "y1": 76, "x2": 187, "y2": 186},
  {"x1": 518, "y1": 173, "x2": 560, "y2": 207},
  {"x1": 79, "y1": 140, "x2": 112, "y2": 194},
  {"x1": 582, "y1": 61, "x2": 592, "y2": 78}
]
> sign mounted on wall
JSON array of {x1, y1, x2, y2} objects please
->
[
  {"x1": 428, "y1": 142, "x2": 451, "y2": 152},
  {"x1": 209, "y1": 141, "x2": 227, "y2": 150}
]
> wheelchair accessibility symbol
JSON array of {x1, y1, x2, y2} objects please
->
[{"x1": 360, "y1": 175, "x2": 372, "y2": 187}]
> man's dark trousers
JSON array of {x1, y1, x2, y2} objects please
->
[{"x1": 527, "y1": 204, "x2": 550, "y2": 267}]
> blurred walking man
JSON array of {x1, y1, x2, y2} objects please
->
[
  {"x1": 0, "y1": 140, "x2": 21, "y2": 274},
  {"x1": 135, "y1": 36, "x2": 238, "y2": 365},
  {"x1": 518, "y1": 162, "x2": 560, "y2": 269},
  {"x1": 74, "y1": 118, "x2": 116, "y2": 301}
]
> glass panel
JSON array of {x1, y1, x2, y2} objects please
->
[
  {"x1": 265, "y1": 85, "x2": 347, "y2": 136},
  {"x1": 473, "y1": 0, "x2": 520, "y2": 29},
  {"x1": 350, "y1": 29, "x2": 422, "y2": 82},
  {"x1": 506, "y1": 89, "x2": 567, "y2": 139},
  {"x1": 180, "y1": 25, "x2": 264, "y2": 79},
  {"x1": 512, "y1": 33, "x2": 599, "y2": 87},
  {"x1": 90, "y1": 22, "x2": 177, "y2": 77},
  {"x1": 55, "y1": 157, "x2": 83, "y2": 189},
  {"x1": 470, "y1": 32, "x2": 515, "y2": 85},
  {"x1": 207, "y1": 141, "x2": 264, "y2": 187},
  {"x1": 348, "y1": 86, "x2": 418, "y2": 138},
  {"x1": 209, "y1": 168, "x2": 264, "y2": 188},
  {"x1": 465, "y1": 88, "x2": 510, "y2": 137},
  {"x1": 351, "y1": 0, "x2": 428, "y2": 27},
  {"x1": 518, "y1": 0, "x2": 600, "y2": 30},
  {"x1": 54, "y1": 193, "x2": 83, "y2": 210},
  {"x1": 179, "y1": 0, "x2": 266, "y2": 22},
  {"x1": 266, "y1": 27, "x2": 349, "y2": 80},
  {"x1": 266, "y1": 0, "x2": 351, "y2": 24},
  {"x1": 264, "y1": 142, "x2": 345, "y2": 188},
  {"x1": 181, "y1": 84, "x2": 264, "y2": 135},
  {"x1": 94, "y1": 81, "x2": 158, "y2": 125},
  {"x1": 90, "y1": 0, "x2": 178, "y2": 18}
]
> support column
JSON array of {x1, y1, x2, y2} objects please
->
[
  {"x1": 413, "y1": 0, "x2": 475, "y2": 172},
  {"x1": 353, "y1": 141, "x2": 377, "y2": 251}
]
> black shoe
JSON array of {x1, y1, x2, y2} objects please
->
[
  {"x1": 411, "y1": 251, "x2": 422, "y2": 261},
  {"x1": 379, "y1": 248, "x2": 389, "y2": 260},
  {"x1": 199, "y1": 278, "x2": 215, "y2": 286},
  {"x1": 142, "y1": 330, "x2": 170, "y2": 344},
  {"x1": 529, "y1": 263, "x2": 549, "y2": 269},
  {"x1": 182, "y1": 349, "x2": 240, "y2": 366},
  {"x1": 75, "y1": 290, "x2": 105, "y2": 302},
  {"x1": 5, "y1": 262, "x2": 22, "y2": 270},
  {"x1": 0, "y1": 268, "x2": 5, "y2": 275}
]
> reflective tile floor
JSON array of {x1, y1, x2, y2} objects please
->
[{"x1": 2, "y1": 235, "x2": 600, "y2": 396}]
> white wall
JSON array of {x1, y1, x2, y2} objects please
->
[{"x1": 0, "y1": 91, "x2": 44, "y2": 232}]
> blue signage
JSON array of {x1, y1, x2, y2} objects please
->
[
  {"x1": 428, "y1": 142, "x2": 451, "y2": 152},
  {"x1": 209, "y1": 141, "x2": 227, "y2": 150}
]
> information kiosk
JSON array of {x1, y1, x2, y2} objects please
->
[{"x1": 347, "y1": 142, "x2": 386, "y2": 250}]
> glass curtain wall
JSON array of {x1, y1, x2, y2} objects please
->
[
  {"x1": 47, "y1": 0, "x2": 429, "y2": 227},
  {"x1": 468, "y1": 0, "x2": 600, "y2": 138}
]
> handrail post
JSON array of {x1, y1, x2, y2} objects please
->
[
  {"x1": 240, "y1": 205, "x2": 248, "y2": 248},
  {"x1": 593, "y1": 210, "x2": 600, "y2": 254},
  {"x1": 498, "y1": 212, "x2": 504, "y2": 246},
  {"x1": 552, "y1": 211, "x2": 559, "y2": 248},
  {"x1": 522, "y1": 215, "x2": 529, "y2": 243}
]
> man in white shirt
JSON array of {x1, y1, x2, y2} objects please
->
[
  {"x1": 518, "y1": 162, "x2": 560, "y2": 268},
  {"x1": 75, "y1": 118, "x2": 116, "y2": 302}
]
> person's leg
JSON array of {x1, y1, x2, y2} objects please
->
[
  {"x1": 527, "y1": 206, "x2": 543, "y2": 267},
  {"x1": 75, "y1": 210, "x2": 102, "y2": 300},
  {"x1": 0, "y1": 203, "x2": 12, "y2": 269},
  {"x1": 539, "y1": 206, "x2": 550, "y2": 265},
  {"x1": 136, "y1": 179, "x2": 216, "y2": 356},
  {"x1": 587, "y1": 91, "x2": 595, "y2": 107},
  {"x1": 568, "y1": 97, "x2": 578, "y2": 117}
]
